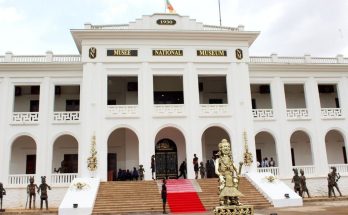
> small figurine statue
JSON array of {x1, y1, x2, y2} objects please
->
[
  {"x1": 139, "y1": 164, "x2": 145, "y2": 181},
  {"x1": 38, "y1": 176, "x2": 51, "y2": 210},
  {"x1": 299, "y1": 169, "x2": 310, "y2": 198},
  {"x1": 328, "y1": 167, "x2": 342, "y2": 198},
  {"x1": 291, "y1": 168, "x2": 301, "y2": 197},
  {"x1": 26, "y1": 177, "x2": 39, "y2": 209},
  {"x1": 0, "y1": 182, "x2": 6, "y2": 212},
  {"x1": 215, "y1": 139, "x2": 244, "y2": 206},
  {"x1": 199, "y1": 161, "x2": 206, "y2": 179}
]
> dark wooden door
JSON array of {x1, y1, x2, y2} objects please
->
[
  {"x1": 107, "y1": 153, "x2": 117, "y2": 181},
  {"x1": 26, "y1": 155, "x2": 36, "y2": 174}
]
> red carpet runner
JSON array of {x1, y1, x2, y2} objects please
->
[{"x1": 166, "y1": 179, "x2": 206, "y2": 213}]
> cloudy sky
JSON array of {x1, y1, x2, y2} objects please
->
[{"x1": 0, "y1": 0, "x2": 347, "y2": 57}]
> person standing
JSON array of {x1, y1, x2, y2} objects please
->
[
  {"x1": 0, "y1": 182, "x2": 6, "y2": 211},
  {"x1": 161, "y1": 179, "x2": 168, "y2": 214},
  {"x1": 193, "y1": 154, "x2": 199, "y2": 179},
  {"x1": 177, "y1": 161, "x2": 187, "y2": 179},
  {"x1": 151, "y1": 155, "x2": 156, "y2": 180},
  {"x1": 199, "y1": 162, "x2": 206, "y2": 179}
]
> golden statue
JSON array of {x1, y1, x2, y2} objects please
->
[{"x1": 215, "y1": 139, "x2": 244, "y2": 206}]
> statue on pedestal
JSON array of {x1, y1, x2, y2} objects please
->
[
  {"x1": 291, "y1": 168, "x2": 301, "y2": 197},
  {"x1": 328, "y1": 167, "x2": 342, "y2": 198},
  {"x1": 26, "y1": 177, "x2": 39, "y2": 209},
  {"x1": 0, "y1": 182, "x2": 6, "y2": 212},
  {"x1": 38, "y1": 176, "x2": 51, "y2": 210}
]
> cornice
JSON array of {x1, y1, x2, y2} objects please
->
[{"x1": 0, "y1": 63, "x2": 82, "y2": 72}]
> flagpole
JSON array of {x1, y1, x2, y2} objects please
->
[
  {"x1": 218, "y1": 0, "x2": 222, "y2": 26},
  {"x1": 164, "y1": 0, "x2": 166, "y2": 13}
]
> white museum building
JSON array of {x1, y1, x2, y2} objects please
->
[{"x1": 0, "y1": 13, "x2": 347, "y2": 207}]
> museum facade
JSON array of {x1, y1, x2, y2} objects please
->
[{"x1": 0, "y1": 13, "x2": 347, "y2": 189}]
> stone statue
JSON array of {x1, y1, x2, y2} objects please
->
[
  {"x1": 328, "y1": 167, "x2": 342, "y2": 198},
  {"x1": 139, "y1": 164, "x2": 145, "y2": 180},
  {"x1": 215, "y1": 139, "x2": 244, "y2": 206},
  {"x1": 38, "y1": 176, "x2": 51, "y2": 210},
  {"x1": 26, "y1": 177, "x2": 39, "y2": 209},
  {"x1": 0, "y1": 182, "x2": 6, "y2": 212},
  {"x1": 299, "y1": 169, "x2": 310, "y2": 198},
  {"x1": 291, "y1": 168, "x2": 301, "y2": 196}
]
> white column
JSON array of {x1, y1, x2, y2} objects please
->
[
  {"x1": 271, "y1": 78, "x2": 293, "y2": 178},
  {"x1": 305, "y1": 78, "x2": 328, "y2": 176},
  {"x1": 0, "y1": 78, "x2": 10, "y2": 184},
  {"x1": 337, "y1": 77, "x2": 348, "y2": 118}
]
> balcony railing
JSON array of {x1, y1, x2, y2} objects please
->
[
  {"x1": 12, "y1": 112, "x2": 39, "y2": 124},
  {"x1": 257, "y1": 167, "x2": 279, "y2": 176},
  {"x1": 293, "y1": 165, "x2": 315, "y2": 176},
  {"x1": 107, "y1": 105, "x2": 139, "y2": 118},
  {"x1": 51, "y1": 173, "x2": 78, "y2": 184},
  {"x1": 252, "y1": 109, "x2": 274, "y2": 120},
  {"x1": 53, "y1": 111, "x2": 80, "y2": 123},
  {"x1": 8, "y1": 174, "x2": 35, "y2": 185},
  {"x1": 286, "y1": 108, "x2": 309, "y2": 120},
  {"x1": 321, "y1": 108, "x2": 343, "y2": 119},
  {"x1": 328, "y1": 164, "x2": 348, "y2": 176},
  {"x1": 153, "y1": 104, "x2": 185, "y2": 117},
  {"x1": 199, "y1": 104, "x2": 230, "y2": 117}
]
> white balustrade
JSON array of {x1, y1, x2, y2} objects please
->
[
  {"x1": 292, "y1": 165, "x2": 316, "y2": 176},
  {"x1": 12, "y1": 112, "x2": 39, "y2": 124},
  {"x1": 286, "y1": 109, "x2": 310, "y2": 120},
  {"x1": 252, "y1": 109, "x2": 274, "y2": 120},
  {"x1": 257, "y1": 167, "x2": 279, "y2": 176},
  {"x1": 321, "y1": 108, "x2": 343, "y2": 119},
  {"x1": 200, "y1": 104, "x2": 230, "y2": 116},
  {"x1": 8, "y1": 174, "x2": 35, "y2": 185},
  {"x1": 153, "y1": 104, "x2": 185, "y2": 117},
  {"x1": 53, "y1": 111, "x2": 80, "y2": 122},
  {"x1": 91, "y1": 24, "x2": 129, "y2": 30},
  {"x1": 328, "y1": 164, "x2": 348, "y2": 176},
  {"x1": 107, "y1": 105, "x2": 139, "y2": 118},
  {"x1": 51, "y1": 173, "x2": 78, "y2": 184},
  {"x1": 203, "y1": 25, "x2": 238, "y2": 31},
  {"x1": 250, "y1": 56, "x2": 347, "y2": 64},
  {"x1": 0, "y1": 55, "x2": 80, "y2": 63},
  {"x1": 52, "y1": 55, "x2": 81, "y2": 62}
]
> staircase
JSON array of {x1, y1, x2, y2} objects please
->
[
  {"x1": 92, "y1": 180, "x2": 163, "y2": 214},
  {"x1": 197, "y1": 177, "x2": 272, "y2": 210}
]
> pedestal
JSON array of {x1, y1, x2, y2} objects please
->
[{"x1": 214, "y1": 205, "x2": 254, "y2": 215}]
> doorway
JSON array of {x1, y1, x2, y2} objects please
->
[
  {"x1": 107, "y1": 153, "x2": 117, "y2": 181},
  {"x1": 26, "y1": 154, "x2": 36, "y2": 174},
  {"x1": 155, "y1": 139, "x2": 178, "y2": 179}
]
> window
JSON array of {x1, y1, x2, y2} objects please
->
[
  {"x1": 30, "y1": 100, "x2": 39, "y2": 112},
  {"x1": 107, "y1": 100, "x2": 116, "y2": 105},
  {"x1": 66, "y1": 100, "x2": 80, "y2": 111}
]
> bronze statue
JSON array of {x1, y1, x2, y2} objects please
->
[
  {"x1": 0, "y1": 182, "x2": 6, "y2": 212},
  {"x1": 291, "y1": 168, "x2": 301, "y2": 196},
  {"x1": 299, "y1": 169, "x2": 310, "y2": 198},
  {"x1": 139, "y1": 164, "x2": 145, "y2": 180},
  {"x1": 38, "y1": 176, "x2": 51, "y2": 210},
  {"x1": 215, "y1": 139, "x2": 244, "y2": 206},
  {"x1": 26, "y1": 177, "x2": 39, "y2": 209},
  {"x1": 328, "y1": 167, "x2": 342, "y2": 198}
]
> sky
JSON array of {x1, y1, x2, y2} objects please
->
[{"x1": 0, "y1": 0, "x2": 347, "y2": 57}]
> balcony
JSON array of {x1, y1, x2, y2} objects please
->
[
  {"x1": 8, "y1": 174, "x2": 35, "y2": 186},
  {"x1": 328, "y1": 164, "x2": 348, "y2": 176},
  {"x1": 286, "y1": 109, "x2": 310, "y2": 120},
  {"x1": 107, "y1": 105, "x2": 139, "y2": 118},
  {"x1": 53, "y1": 111, "x2": 80, "y2": 123},
  {"x1": 257, "y1": 167, "x2": 279, "y2": 176},
  {"x1": 51, "y1": 173, "x2": 78, "y2": 185},
  {"x1": 153, "y1": 104, "x2": 185, "y2": 117},
  {"x1": 11, "y1": 112, "x2": 39, "y2": 124},
  {"x1": 293, "y1": 165, "x2": 316, "y2": 176},
  {"x1": 199, "y1": 104, "x2": 230, "y2": 117},
  {"x1": 252, "y1": 109, "x2": 274, "y2": 120},
  {"x1": 321, "y1": 108, "x2": 343, "y2": 119}
]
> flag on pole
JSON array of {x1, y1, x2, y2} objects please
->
[{"x1": 166, "y1": 0, "x2": 175, "y2": 13}]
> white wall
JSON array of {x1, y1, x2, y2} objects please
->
[{"x1": 10, "y1": 136, "x2": 36, "y2": 174}]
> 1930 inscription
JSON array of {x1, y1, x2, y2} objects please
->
[
  {"x1": 156, "y1": 19, "x2": 176, "y2": 25},
  {"x1": 197, "y1": 50, "x2": 227, "y2": 56},
  {"x1": 107, "y1": 49, "x2": 138, "y2": 56},
  {"x1": 153, "y1": 49, "x2": 183, "y2": 56}
]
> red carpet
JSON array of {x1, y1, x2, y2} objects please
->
[{"x1": 166, "y1": 179, "x2": 206, "y2": 213}]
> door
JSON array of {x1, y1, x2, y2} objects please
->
[
  {"x1": 256, "y1": 149, "x2": 262, "y2": 166},
  {"x1": 107, "y1": 153, "x2": 117, "y2": 181},
  {"x1": 155, "y1": 139, "x2": 178, "y2": 179},
  {"x1": 26, "y1": 155, "x2": 36, "y2": 174},
  {"x1": 64, "y1": 154, "x2": 78, "y2": 173}
]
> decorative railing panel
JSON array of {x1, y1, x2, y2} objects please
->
[
  {"x1": 52, "y1": 55, "x2": 81, "y2": 62},
  {"x1": 328, "y1": 164, "x2": 348, "y2": 176},
  {"x1": 252, "y1": 109, "x2": 274, "y2": 120},
  {"x1": 107, "y1": 105, "x2": 139, "y2": 117},
  {"x1": 257, "y1": 167, "x2": 279, "y2": 176},
  {"x1": 153, "y1": 104, "x2": 185, "y2": 117},
  {"x1": 8, "y1": 174, "x2": 35, "y2": 185},
  {"x1": 321, "y1": 108, "x2": 343, "y2": 119},
  {"x1": 51, "y1": 173, "x2": 78, "y2": 184},
  {"x1": 53, "y1": 111, "x2": 80, "y2": 123},
  {"x1": 200, "y1": 104, "x2": 230, "y2": 116},
  {"x1": 12, "y1": 112, "x2": 39, "y2": 124},
  {"x1": 250, "y1": 56, "x2": 348, "y2": 64},
  {"x1": 286, "y1": 109, "x2": 309, "y2": 120},
  {"x1": 292, "y1": 165, "x2": 315, "y2": 176}
]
